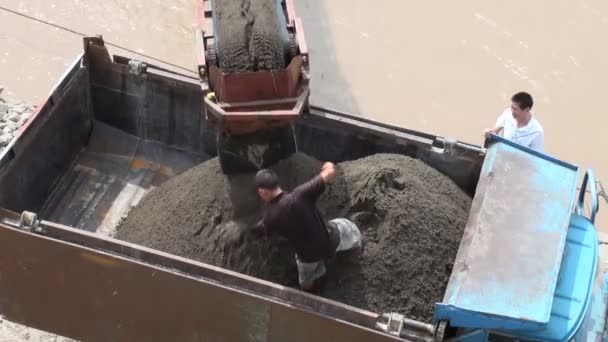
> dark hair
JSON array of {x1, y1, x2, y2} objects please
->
[
  {"x1": 511, "y1": 92, "x2": 533, "y2": 110},
  {"x1": 255, "y1": 169, "x2": 280, "y2": 190}
]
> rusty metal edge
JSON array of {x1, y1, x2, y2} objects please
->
[
  {"x1": 0, "y1": 217, "x2": 413, "y2": 342},
  {"x1": 0, "y1": 208, "x2": 387, "y2": 329},
  {"x1": 0, "y1": 53, "x2": 84, "y2": 166}
]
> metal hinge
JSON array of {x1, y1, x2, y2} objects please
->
[
  {"x1": 443, "y1": 138, "x2": 458, "y2": 155},
  {"x1": 18, "y1": 211, "x2": 43, "y2": 233},
  {"x1": 376, "y1": 312, "x2": 405, "y2": 337},
  {"x1": 376, "y1": 312, "x2": 438, "y2": 341},
  {"x1": 128, "y1": 60, "x2": 148, "y2": 75}
]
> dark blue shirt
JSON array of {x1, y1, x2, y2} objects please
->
[{"x1": 262, "y1": 175, "x2": 339, "y2": 262}]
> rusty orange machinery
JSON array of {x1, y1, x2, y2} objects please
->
[{"x1": 194, "y1": 0, "x2": 310, "y2": 173}]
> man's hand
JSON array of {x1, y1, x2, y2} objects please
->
[
  {"x1": 483, "y1": 127, "x2": 501, "y2": 138},
  {"x1": 320, "y1": 162, "x2": 336, "y2": 183}
]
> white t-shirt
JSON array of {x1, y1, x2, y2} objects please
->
[{"x1": 495, "y1": 108, "x2": 544, "y2": 152}]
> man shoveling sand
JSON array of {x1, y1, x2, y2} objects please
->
[
  {"x1": 254, "y1": 161, "x2": 362, "y2": 292},
  {"x1": 116, "y1": 153, "x2": 471, "y2": 322}
]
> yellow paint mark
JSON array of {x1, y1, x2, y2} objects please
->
[
  {"x1": 130, "y1": 158, "x2": 151, "y2": 171},
  {"x1": 156, "y1": 165, "x2": 174, "y2": 177}
]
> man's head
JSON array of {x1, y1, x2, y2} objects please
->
[
  {"x1": 510, "y1": 92, "x2": 534, "y2": 121},
  {"x1": 255, "y1": 169, "x2": 281, "y2": 202}
]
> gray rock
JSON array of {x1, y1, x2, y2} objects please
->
[
  {"x1": 3, "y1": 127, "x2": 12, "y2": 134},
  {"x1": 3, "y1": 122, "x2": 17, "y2": 132},
  {"x1": 8, "y1": 113, "x2": 20, "y2": 123},
  {"x1": 0, "y1": 133, "x2": 12, "y2": 145},
  {"x1": 0, "y1": 102, "x2": 8, "y2": 114}
]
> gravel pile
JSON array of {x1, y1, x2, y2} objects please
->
[
  {"x1": 0, "y1": 87, "x2": 35, "y2": 151},
  {"x1": 117, "y1": 153, "x2": 471, "y2": 322}
]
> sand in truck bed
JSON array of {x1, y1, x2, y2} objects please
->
[{"x1": 116, "y1": 153, "x2": 471, "y2": 322}]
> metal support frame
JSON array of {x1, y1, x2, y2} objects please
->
[
  {"x1": 375, "y1": 312, "x2": 436, "y2": 341},
  {"x1": 194, "y1": 0, "x2": 311, "y2": 136}
]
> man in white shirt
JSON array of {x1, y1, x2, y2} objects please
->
[{"x1": 484, "y1": 92, "x2": 544, "y2": 152}]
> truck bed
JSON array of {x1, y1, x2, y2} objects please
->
[
  {"x1": 41, "y1": 122, "x2": 206, "y2": 235},
  {"x1": 0, "y1": 38, "x2": 483, "y2": 236},
  {"x1": 0, "y1": 38, "x2": 485, "y2": 341}
]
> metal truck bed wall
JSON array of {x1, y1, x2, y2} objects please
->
[
  {"x1": 0, "y1": 38, "x2": 484, "y2": 341},
  {"x1": 0, "y1": 39, "x2": 483, "y2": 217}
]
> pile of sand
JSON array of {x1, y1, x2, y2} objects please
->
[
  {"x1": 215, "y1": 0, "x2": 286, "y2": 73},
  {"x1": 116, "y1": 153, "x2": 471, "y2": 322}
]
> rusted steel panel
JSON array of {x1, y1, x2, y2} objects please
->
[
  {"x1": 268, "y1": 304, "x2": 403, "y2": 342},
  {"x1": 0, "y1": 220, "x2": 405, "y2": 341},
  {"x1": 209, "y1": 57, "x2": 303, "y2": 103},
  {"x1": 195, "y1": 0, "x2": 213, "y2": 35},
  {"x1": 285, "y1": 0, "x2": 297, "y2": 27},
  {"x1": 33, "y1": 217, "x2": 382, "y2": 330},
  {"x1": 204, "y1": 88, "x2": 308, "y2": 135},
  {"x1": 0, "y1": 224, "x2": 268, "y2": 341},
  {"x1": 294, "y1": 18, "x2": 308, "y2": 57}
]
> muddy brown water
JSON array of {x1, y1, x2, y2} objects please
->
[
  {"x1": 0, "y1": 0, "x2": 607, "y2": 338},
  {"x1": 1, "y1": 1, "x2": 606, "y2": 212}
]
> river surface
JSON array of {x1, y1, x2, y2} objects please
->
[
  {"x1": 0, "y1": 1, "x2": 608, "y2": 339},
  {"x1": 2, "y1": 0, "x2": 607, "y2": 184},
  {"x1": 1, "y1": 0, "x2": 607, "y2": 228},
  {"x1": 1, "y1": 0, "x2": 607, "y2": 221}
]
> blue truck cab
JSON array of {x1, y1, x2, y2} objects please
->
[{"x1": 433, "y1": 135, "x2": 606, "y2": 342}]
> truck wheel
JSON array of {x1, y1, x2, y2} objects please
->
[{"x1": 434, "y1": 321, "x2": 447, "y2": 341}]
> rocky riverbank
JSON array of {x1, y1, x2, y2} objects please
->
[{"x1": 0, "y1": 86, "x2": 36, "y2": 151}]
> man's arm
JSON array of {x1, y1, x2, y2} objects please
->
[
  {"x1": 529, "y1": 131, "x2": 544, "y2": 152},
  {"x1": 484, "y1": 109, "x2": 508, "y2": 138},
  {"x1": 483, "y1": 126, "x2": 504, "y2": 137},
  {"x1": 294, "y1": 162, "x2": 336, "y2": 201}
]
